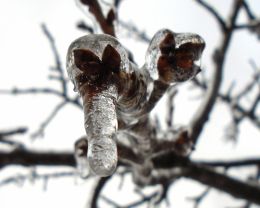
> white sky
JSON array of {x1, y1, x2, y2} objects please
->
[{"x1": 0, "y1": 0, "x2": 260, "y2": 207}]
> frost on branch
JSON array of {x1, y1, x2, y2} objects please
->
[{"x1": 66, "y1": 29, "x2": 205, "y2": 177}]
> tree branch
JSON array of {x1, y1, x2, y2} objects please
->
[
  {"x1": 1, "y1": 148, "x2": 260, "y2": 204},
  {"x1": 195, "y1": 158, "x2": 260, "y2": 168},
  {"x1": 152, "y1": 151, "x2": 260, "y2": 205},
  {"x1": 0, "y1": 150, "x2": 75, "y2": 168},
  {"x1": 80, "y1": 0, "x2": 116, "y2": 36},
  {"x1": 89, "y1": 177, "x2": 111, "y2": 208},
  {"x1": 0, "y1": 127, "x2": 27, "y2": 138}
]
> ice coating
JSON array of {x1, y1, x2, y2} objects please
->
[
  {"x1": 83, "y1": 85, "x2": 118, "y2": 176},
  {"x1": 66, "y1": 34, "x2": 130, "y2": 92},
  {"x1": 66, "y1": 31, "x2": 205, "y2": 177},
  {"x1": 145, "y1": 29, "x2": 172, "y2": 80},
  {"x1": 74, "y1": 140, "x2": 89, "y2": 178},
  {"x1": 67, "y1": 34, "x2": 125, "y2": 176},
  {"x1": 145, "y1": 29, "x2": 205, "y2": 84}
]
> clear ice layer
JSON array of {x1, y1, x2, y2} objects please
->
[
  {"x1": 66, "y1": 34, "x2": 130, "y2": 93},
  {"x1": 83, "y1": 85, "x2": 118, "y2": 176},
  {"x1": 66, "y1": 31, "x2": 205, "y2": 177}
]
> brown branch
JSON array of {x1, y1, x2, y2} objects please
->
[
  {"x1": 80, "y1": 0, "x2": 115, "y2": 36},
  {"x1": 1, "y1": 148, "x2": 260, "y2": 204},
  {"x1": 184, "y1": 163, "x2": 260, "y2": 205},
  {"x1": 242, "y1": 1, "x2": 256, "y2": 20},
  {"x1": 0, "y1": 171, "x2": 76, "y2": 188},
  {"x1": 187, "y1": 187, "x2": 210, "y2": 208},
  {"x1": 0, "y1": 141, "x2": 142, "y2": 169},
  {"x1": 89, "y1": 177, "x2": 111, "y2": 208},
  {"x1": 41, "y1": 24, "x2": 68, "y2": 96},
  {"x1": 189, "y1": 0, "x2": 244, "y2": 145},
  {"x1": 31, "y1": 101, "x2": 67, "y2": 138},
  {"x1": 0, "y1": 127, "x2": 27, "y2": 138},
  {"x1": 152, "y1": 152, "x2": 260, "y2": 205},
  {"x1": 0, "y1": 149, "x2": 75, "y2": 168},
  {"x1": 195, "y1": 158, "x2": 260, "y2": 168},
  {"x1": 0, "y1": 87, "x2": 63, "y2": 97}
]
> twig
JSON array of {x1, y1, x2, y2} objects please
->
[
  {"x1": 0, "y1": 171, "x2": 76, "y2": 188},
  {"x1": 89, "y1": 177, "x2": 111, "y2": 208},
  {"x1": 0, "y1": 87, "x2": 63, "y2": 97},
  {"x1": 242, "y1": 1, "x2": 256, "y2": 20},
  {"x1": 77, "y1": 21, "x2": 94, "y2": 33},
  {"x1": 187, "y1": 187, "x2": 210, "y2": 208},
  {"x1": 0, "y1": 149, "x2": 75, "y2": 168},
  {"x1": 152, "y1": 151, "x2": 260, "y2": 205},
  {"x1": 41, "y1": 24, "x2": 68, "y2": 97},
  {"x1": 31, "y1": 101, "x2": 67, "y2": 138},
  {"x1": 79, "y1": 0, "x2": 116, "y2": 36},
  {"x1": 166, "y1": 87, "x2": 177, "y2": 128},
  {"x1": 196, "y1": 158, "x2": 260, "y2": 168}
]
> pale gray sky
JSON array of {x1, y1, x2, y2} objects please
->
[{"x1": 0, "y1": 0, "x2": 260, "y2": 207}]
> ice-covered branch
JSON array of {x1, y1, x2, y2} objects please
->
[
  {"x1": 0, "y1": 127, "x2": 27, "y2": 138},
  {"x1": 1, "y1": 148, "x2": 260, "y2": 205},
  {"x1": 67, "y1": 29, "x2": 205, "y2": 176},
  {"x1": 79, "y1": 0, "x2": 116, "y2": 36}
]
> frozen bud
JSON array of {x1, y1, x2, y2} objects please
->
[
  {"x1": 66, "y1": 34, "x2": 130, "y2": 92},
  {"x1": 146, "y1": 29, "x2": 205, "y2": 84},
  {"x1": 74, "y1": 138, "x2": 89, "y2": 178}
]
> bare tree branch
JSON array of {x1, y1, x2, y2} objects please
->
[
  {"x1": 0, "y1": 127, "x2": 27, "y2": 138},
  {"x1": 41, "y1": 24, "x2": 68, "y2": 97},
  {"x1": 79, "y1": 0, "x2": 116, "y2": 36},
  {"x1": 152, "y1": 151, "x2": 260, "y2": 205},
  {"x1": 89, "y1": 177, "x2": 111, "y2": 208},
  {"x1": 195, "y1": 158, "x2": 260, "y2": 168}
]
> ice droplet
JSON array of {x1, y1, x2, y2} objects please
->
[
  {"x1": 74, "y1": 138, "x2": 89, "y2": 178},
  {"x1": 88, "y1": 136, "x2": 117, "y2": 176},
  {"x1": 83, "y1": 85, "x2": 118, "y2": 177}
]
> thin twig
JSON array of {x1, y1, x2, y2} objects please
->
[
  {"x1": 79, "y1": 0, "x2": 116, "y2": 36},
  {"x1": 41, "y1": 24, "x2": 68, "y2": 96},
  {"x1": 0, "y1": 171, "x2": 76, "y2": 188},
  {"x1": 31, "y1": 101, "x2": 67, "y2": 139}
]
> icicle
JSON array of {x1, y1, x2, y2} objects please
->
[
  {"x1": 74, "y1": 138, "x2": 89, "y2": 178},
  {"x1": 145, "y1": 29, "x2": 205, "y2": 84},
  {"x1": 67, "y1": 34, "x2": 129, "y2": 176}
]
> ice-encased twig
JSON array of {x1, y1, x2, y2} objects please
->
[
  {"x1": 67, "y1": 29, "x2": 205, "y2": 177},
  {"x1": 83, "y1": 85, "x2": 118, "y2": 176}
]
